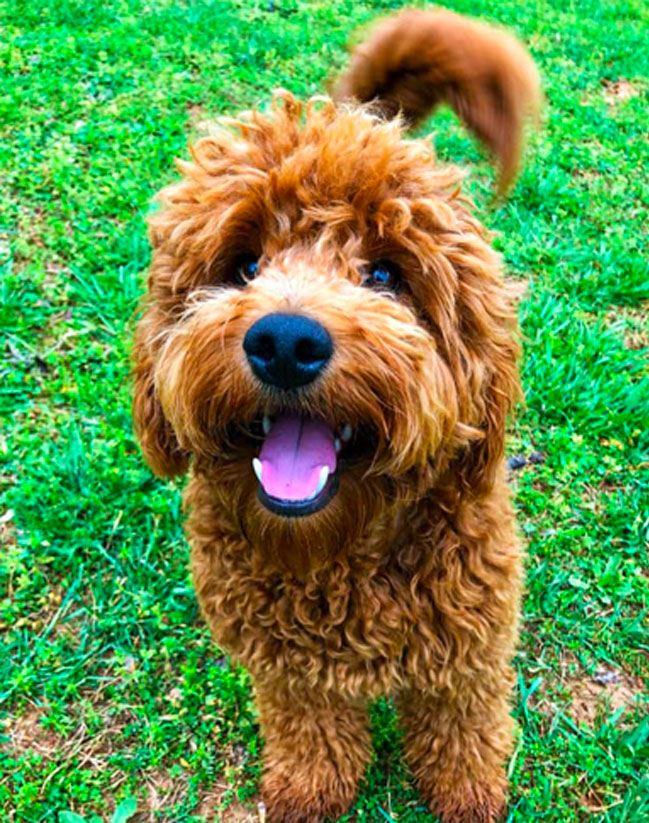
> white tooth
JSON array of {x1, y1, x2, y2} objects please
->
[
  {"x1": 334, "y1": 438, "x2": 341, "y2": 453},
  {"x1": 252, "y1": 458, "x2": 263, "y2": 483},
  {"x1": 314, "y1": 466, "x2": 329, "y2": 497},
  {"x1": 341, "y1": 423, "x2": 352, "y2": 442},
  {"x1": 262, "y1": 415, "x2": 272, "y2": 435}
]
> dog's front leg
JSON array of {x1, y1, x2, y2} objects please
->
[
  {"x1": 397, "y1": 670, "x2": 514, "y2": 823},
  {"x1": 255, "y1": 679, "x2": 370, "y2": 823}
]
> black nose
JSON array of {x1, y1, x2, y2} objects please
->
[{"x1": 243, "y1": 313, "x2": 333, "y2": 389}]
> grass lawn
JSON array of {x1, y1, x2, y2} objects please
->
[{"x1": 1, "y1": 0, "x2": 648, "y2": 820}]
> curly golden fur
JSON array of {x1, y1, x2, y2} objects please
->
[{"x1": 132, "y1": 9, "x2": 539, "y2": 822}]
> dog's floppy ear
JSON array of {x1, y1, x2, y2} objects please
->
[
  {"x1": 132, "y1": 304, "x2": 189, "y2": 478},
  {"x1": 452, "y1": 276, "x2": 522, "y2": 493},
  {"x1": 456, "y1": 350, "x2": 520, "y2": 494},
  {"x1": 334, "y1": 8, "x2": 540, "y2": 192}
]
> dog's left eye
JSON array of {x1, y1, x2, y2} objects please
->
[
  {"x1": 231, "y1": 254, "x2": 260, "y2": 286},
  {"x1": 364, "y1": 260, "x2": 401, "y2": 291}
]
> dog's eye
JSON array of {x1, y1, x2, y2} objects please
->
[
  {"x1": 364, "y1": 260, "x2": 401, "y2": 291},
  {"x1": 231, "y1": 254, "x2": 260, "y2": 286}
]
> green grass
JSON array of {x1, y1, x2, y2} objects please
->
[{"x1": 1, "y1": 0, "x2": 648, "y2": 820}]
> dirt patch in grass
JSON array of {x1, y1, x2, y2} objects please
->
[
  {"x1": 3, "y1": 705, "x2": 133, "y2": 806},
  {"x1": 601, "y1": 78, "x2": 640, "y2": 105},
  {"x1": 572, "y1": 167, "x2": 603, "y2": 182},
  {"x1": 605, "y1": 304, "x2": 649, "y2": 351},
  {"x1": 578, "y1": 785, "x2": 626, "y2": 816},
  {"x1": 526, "y1": 652, "x2": 648, "y2": 731},
  {"x1": 1, "y1": 706, "x2": 64, "y2": 757},
  {"x1": 566, "y1": 667, "x2": 646, "y2": 727},
  {"x1": 145, "y1": 770, "x2": 190, "y2": 819},
  {"x1": 3, "y1": 707, "x2": 190, "y2": 819},
  {"x1": 2, "y1": 703, "x2": 138, "y2": 762},
  {"x1": 0, "y1": 510, "x2": 19, "y2": 603},
  {"x1": 2, "y1": 703, "x2": 258, "y2": 821},
  {"x1": 196, "y1": 786, "x2": 263, "y2": 823}
]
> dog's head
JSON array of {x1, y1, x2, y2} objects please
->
[{"x1": 133, "y1": 94, "x2": 520, "y2": 568}]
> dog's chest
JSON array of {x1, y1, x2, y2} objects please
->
[{"x1": 192, "y1": 543, "x2": 437, "y2": 695}]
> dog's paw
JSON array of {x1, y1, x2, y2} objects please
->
[
  {"x1": 261, "y1": 759, "x2": 358, "y2": 823},
  {"x1": 429, "y1": 781, "x2": 506, "y2": 823}
]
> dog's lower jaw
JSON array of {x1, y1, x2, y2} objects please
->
[{"x1": 257, "y1": 685, "x2": 371, "y2": 823}]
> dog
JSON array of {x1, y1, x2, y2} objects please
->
[{"x1": 132, "y1": 8, "x2": 540, "y2": 822}]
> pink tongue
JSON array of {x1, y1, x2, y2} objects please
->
[{"x1": 259, "y1": 415, "x2": 337, "y2": 502}]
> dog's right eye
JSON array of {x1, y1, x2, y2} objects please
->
[
  {"x1": 231, "y1": 254, "x2": 260, "y2": 286},
  {"x1": 363, "y1": 260, "x2": 402, "y2": 292}
]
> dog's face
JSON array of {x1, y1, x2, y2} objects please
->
[{"x1": 134, "y1": 94, "x2": 519, "y2": 567}]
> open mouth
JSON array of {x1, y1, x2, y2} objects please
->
[{"x1": 251, "y1": 415, "x2": 353, "y2": 517}]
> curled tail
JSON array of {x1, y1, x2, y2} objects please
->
[{"x1": 333, "y1": 8, "x2": 541, "y2": 191}]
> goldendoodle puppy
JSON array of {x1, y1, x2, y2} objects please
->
[{"x1": 132, "y1": 9, "x2": 540, "y2": 822}]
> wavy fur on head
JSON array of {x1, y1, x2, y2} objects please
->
[{"x1": 133, "y1": 9, "x2": 536, "y2": 822}]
